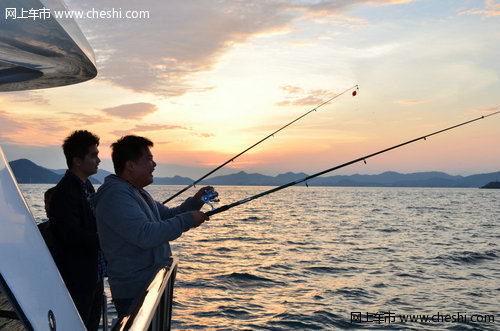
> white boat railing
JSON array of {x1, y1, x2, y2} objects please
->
[{"x1": 111, "y1": 258, "x2": 178, "y2": 331}]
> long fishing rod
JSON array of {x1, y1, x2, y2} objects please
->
[
  {"x1": 162, "y1": 84, "x2": 359, "y2": 204},
  {"x1": 205, "y1": 111, "x2": 500, "y2": 217}
]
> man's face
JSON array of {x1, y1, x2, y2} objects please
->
[
  {"x1": 132, "y1": 147, "x2": 156, "y2": 188},
  {"x1": 79, "y1": 144, "x2": 100, "y2": 177}
]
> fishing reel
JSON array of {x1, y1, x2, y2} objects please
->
[{"x1": 201, "y1": 187, "x2": 219, "y2": 210}]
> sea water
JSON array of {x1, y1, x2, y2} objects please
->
[{"x1": 20, "y1": 184, "x2": 499, "y2": 330}]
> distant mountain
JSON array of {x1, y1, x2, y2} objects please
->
[
  {"x1": 54, "y1": 168, "x2": 112, "y2": 184},
  {"x1": 8, "y1": 158, "x2": 500, "y2": 188},
  {"x1": 200, "y1": 171, "x2": 280, "y2": 186},
  {"x1": 9, "y1": 158, "x2": 192, "y2": 185},
  {"x1": 10, "y1": 159, "x2": 107, "y2": 184},
  {"x1": 90, "y1": 169, "x2": 113, "y2": 184},
  {"x1": 200, "y1": 171, "x2": 309, "y2": 186},
  {"x1": 315, "y1": 171, "x2": 500, "y2": 188},
  {"x1": 314, "y1": 171, "x2": 464, "y2": 187},
  {"x1": 455, "y1": 173, "x2": 500, "y2": 187},
  {"x1": 481, "y1": 181, "x2": 500, "y2": 189},
  {"x1": 9, "y1": 159, "x2": 62, "y2": 184},
  {"x1": 200, "y1": 170, "x2": 500, "y2": 188},
  {"x1": 153, "y1": 175, "x2": 194, "y2": 185}
]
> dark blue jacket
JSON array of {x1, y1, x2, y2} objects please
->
[{"x1": 49, "y1": 170, "x2": 100, "y2": 293}]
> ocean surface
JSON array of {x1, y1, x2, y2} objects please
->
[{"x1": 20, "y1": 184, "x2": 499, "y2": 330}]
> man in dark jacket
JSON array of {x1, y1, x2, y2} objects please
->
[{"x1": 49, "y1": 130, "x2": 104, "y2": 330}]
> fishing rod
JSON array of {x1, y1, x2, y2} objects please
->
[
  {"x1": 205, "y1": 111, "x2": 500, "y2": 217},
  {"x1": 162, "y1": 84, "x2": 359, "y2": 204}
]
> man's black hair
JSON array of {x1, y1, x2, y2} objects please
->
[
  {"x1": 111, "y1": 135, "x2": 153, "y2": 175},
  {"x1": 62, "y1": 130, "x2": 100, "y2": 168}
]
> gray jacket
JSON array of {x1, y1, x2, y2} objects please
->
[{"x1": 93, "y1": 175, "x2": 202, "y2": 299}]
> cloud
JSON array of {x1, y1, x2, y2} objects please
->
[
  {"x1": 67, "y1": 0, "x2": 392, "y2": 97},
  {"x1": 394, "y1": 99, "x2": 424, "y2": 105},
  {"x1": 0, "y1": 110, "x2": 71, "y2": 145},
  {"x1": 293, "y1": 0, "x2": 416, "y2": 24},
  {"x1": 109, "y1": 124, "x2": 186, "y2": 136},
  {"x1": 60, "y1": 112, "x2": 108, "y2": 125},
  {"x1": 474, "y1": 105, "x2": 500, "y2": 113},
  {"x1": 108, "y1": 129, "x2": 136, "y2": 137},
  {"x1": 458, "y1": 0, "x2": 500, "y2": 18},
  {"x1": 0, "y1": 109, "x2": 109, "y2": 146},
  {"x1": 285, "y1": 41, "x2": 317, "y2": 47},
  {"x1": 0, "y1": 110, "x2": 27, "y2": 143},
  {"x1": 2, "y1": 91, "x2": 51, "y2": 105},
  {"x1": 277, "y1": 95, "x2": 325, "y2": 107},
  {"x1": 276, "y1": 86, "x2": 335, "y2": 107},
  {"x1": 194, "y1": 132, "x2": 215, "y2": 138},
  {"x1": 100, "y1": 102, "x2": 158, "y2": 119},
  {"x1": 134, "y1": 124, "x2": 187, "y2": 131},
  {"x1": 109, "y1": 123, "x2": 214, "y2": 138},
  {"x1": 67, "y1": 0, "x2": 297, "y2": 96},
  {"x1": 63, "y1": 0, "x2": 440, "y2": 99},
  {"x1": 364, "y1": 0, "x2": 416, "y2": 5},
  {"x1": 280, "y1": 85, "x2": 303, "y2": 94}
]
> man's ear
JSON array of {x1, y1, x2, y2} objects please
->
[
  {"x1": 72, "y1": 157, "x2": 83, "y2": 167},
  {"x1": 125, "y1": 160, "x2": 135, "y2": 172}
]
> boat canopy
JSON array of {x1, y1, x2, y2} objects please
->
[{"x1": 0, "y1": 0, "x2": 97, "y2": 91}]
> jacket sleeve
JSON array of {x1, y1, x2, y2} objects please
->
[
  {"x1": 156, "y1": 196, "x2": 204, "y2": 220},
  {"x1": 96, "y1": 188, "x2": 196, "y2": 250}
]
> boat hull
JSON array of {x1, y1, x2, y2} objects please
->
[{"x1": 0, "y1": 146, "x2": 85, "y2": 330}]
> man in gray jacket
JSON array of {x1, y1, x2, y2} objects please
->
[{"x1": 93, "y1": 135, "x2": 209, "y2": 318}]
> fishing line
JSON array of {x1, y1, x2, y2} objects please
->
[
  {"x1": 162, "y1": 84, "x2": 359, "y2": 204},
  {"x1": 204, "y1": 111, "x2": 500, "y2": 217}
]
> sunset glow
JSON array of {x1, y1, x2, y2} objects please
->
[{"x1": 1, "y1": 0, "x2": 499, "y2": 177}]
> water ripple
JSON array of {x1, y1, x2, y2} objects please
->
[{"x1": 19, "y1": 185, "x2": 500, "y2": 330}]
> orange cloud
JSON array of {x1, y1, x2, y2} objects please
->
[
  {"x1": 0, "y1": 110, "x2": 27, "y2": 143},
  {"x1": 459, "y1": 0, "x2": 500, "y2": 17},
  {"x1": 74, "y1": 1, "x2": 296, "y2": 96},
  {"x1": 108, "y1": 123, "x2": 214, "y2": 139},
  {"x1": 364, "y1": 0, "x2": 416, "y2": 5},
  {"x1": 60, "y1": 112, "x2": 108, "y2": 125},
  {"x1": 134, "y1": 124, "x2": 187, "y2": 131},
  {"x1": 393, "y1": 99, "x2": 424, "y2": 105},
  {"x1": 473, "y1": 105, "x2": 500, "y2": 113},
  {"x1": 280, "y1": 85, "x2": 303, "y2": 94},
  {"x1": 100, "y1": 102, "x2": 158, "y2": 119},
  {"x1": 69, "y1": 0, "x2": 376, "y2": 97},
  {"x1": 109, "y1": 124, "x2": 186, "y2": 137},
  {"x1": 0, "y1": 110, "x2": 72, "y2": 146},
  {"x1": 277, "y1": 86, "x2": 336, "y2": 107},
  {"x1": 3, "y1": 91, "x2": 50, "y2": 105}
]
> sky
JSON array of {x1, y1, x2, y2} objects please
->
[{"x1": 1, "y1": 0, "x2": 499, "y2": 178}]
